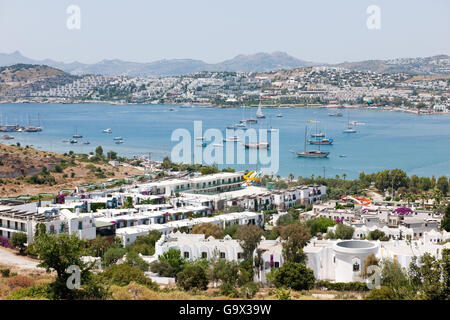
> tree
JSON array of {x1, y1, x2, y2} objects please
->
[
  {"x1": 390, "y1": 169, "x2": 409, "y2": 190},
  {"x1": 409, "y1": 253, "x2": 445, "y2": 300},
  {"x1": 210, "y1": 259, "x2": 240, "y2": 287},
  {"x1": 361, "y1": 253, "x2": 380, "y2": 278},
  {"x1": 161, "y1": 156, "x2": 172, "y2": 169},
  {"x1": 95, "y1": 146, "x2": 103, "y2": 157},
  {"x1": 126, "y1": 230, "x2": 161, "y2": 255},
  {"x1": 191, "y1": 223, "x2": 224, "y2": 239},
  {"x1": 103, "y1": 247, "x2": 126, "y2": 267},
  {"x1": 306, "y1": 217, "x2": 336, "y2": 236},
  {"x1": 125, "y1": 251, "x2": 150, "y2": 272},
  {"x1": 442, "y1": 249, "x2": 450, "y2": 299},
  {"x1": 34, "y1": 233, "x2": 85, "y2": 280},
  {"x1": 177, "y1": 261, "x2": 209, "y2": 291},
  {"x1": 223, "y1": 224, "x2": 239, "y2": 238},
  {"x1": 101, "y1": 264, "x2": 157, "y2": 289},
  {"x1": 33, "y1": 233, "x2": 107, "y2": 299},
  {"x1": 123, "y1": 196, "x2": 134, "y2": 209},
  {"x1": 436, "y1": 176, "x2": 449, "y2": 196},
  {"x1": 279, "y1": 224, "x2": 311, "y2": 263},
  {"x1": 442, "y1": 205, "x2": 450, "y2": 232},
  {"x1": 380, "y1": 259, "x2": 415, "y2": 299},
  {"x1": 367, "y1": 230, "x2": 389, "y2": 241},
  {"x1": 89, "y1": 235, "x2": 115, "y2": 257},
  {"x1": 375, "y1": 170, "x2": 390, "y2": 192},
  {"x1": 235, "y1": 225, "x2": 264, "y2": 260},
  {"x1": 106, "y1": 151, "x2": 117, "y2": 160},
  {"x1": 432, "y1": 188, "x2": 443, "y2": 207},
  {"x1": 325, "y1": 223, "x2": 354, "y2": 240},
  {"x1": 273, "y1": 262, "x2": 315, "y2": 291},
  {"x1": 150, "y1": 249, "x2": 186, "y2": 278},
  {"x1": 11, "y1": 232, "x2": 27, "y2": 255}
]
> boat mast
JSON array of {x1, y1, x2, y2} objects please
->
[{"x1": 304, "y1": 126, "x2": 307, "y2": 152}]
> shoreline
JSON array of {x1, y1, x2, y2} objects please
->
[{"x1": 1, "y1": 100, "x2": 448, "y2": 116}]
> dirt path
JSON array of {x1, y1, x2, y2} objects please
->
[
  {"x1": 366, "y1": 189, "x2": 384, "y2": 202},
  {"x1": 0, "y1": 247, "x2": 42, "y2": 270}
]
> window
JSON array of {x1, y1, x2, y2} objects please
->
[
  {"x1": 220, "y1": 252, "x2": 225, "y2": 259},
  {"x1": 78, "y1": 221, "x2": 83, "y2": 230},
  {"x1": 237, "y1": 252, "x2": 243, "y2": 259},
  {"x1": 201, "y1": 252, "x2": 207, "y2": 259},
  {"x1": 353, "y1": 262, "x2": 360, "y2": 272},
  {"x1": 274, "y1": 262, "x2": 279, "y2": 268},
  {"x1": 184, "y1": 252, "x2": 190, "y2": 258}
]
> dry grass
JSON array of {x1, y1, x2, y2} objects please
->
[
  {"x1": 0, "y1": 143, "x2": 143, "y2": 197},
  {"x1": 0, "y1": 262, "x2": 55, "y2": 299}
]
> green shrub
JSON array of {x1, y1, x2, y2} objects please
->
[
  {"x1": 0, "y1": 268, "x2": 11, "y2": 278},
  {"x1": 101, "y1": 264, "x2": 157, "y2": 290},
  {"x1": 219, "y1": 282, "x2": 239, "y2": 298},
  {"x1": 176, "y1": 263, "x2": 209, "y2": 291},
  {"x1": 240, "y1": 282, "x2": 260, "y2": 299},
  {"x1": 6, "y1": 284, "x2": 53, "y2": 300},
  {"x1": 274, "y1": 262, "x2": 315, "y2": 291},
  {"x1": 365, "y1": 286, "x2": 396, "y2": 300},
  {"x1": 103, "y1": 247, "x2": 126, "y2": 267},
  {"x1": 315, "y1": 280, "x2": 369, "y2": 292}
]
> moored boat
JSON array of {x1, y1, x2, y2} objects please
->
[
  {"x1": 256, "y1": 99, "x2": 265, "y2": 119},
  {"x1": 296, "y1": 150, "x2": 330, "y2": 158},
  {"x1": 243, "y1": 142, "x2": 269, "y2": 149},
  {"x1": 308, "y1": 138, "x2": 333, "y2": 145}
]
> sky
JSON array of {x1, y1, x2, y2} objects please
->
[{"x1": 0, "y1": 0, "x2": 449, "y2": 64}]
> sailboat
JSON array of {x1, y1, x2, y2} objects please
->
[
  {"x1": 267, "y1": 116, "x2": 277, "y2": 132},
  {"x1": 343, "y1": 112, "x2": 357, "y2": 133},
  {"x1": 310, "y1": 120, "x2": 325, "y2": 137},
  {"x1": 24, "y1": 113, "x2": 43, "y2": 132},
  {"x1": 295, "y1": 126, "x2": 330, "y2": 158},
  {"x1": 241, "y1": 104, "x2": 257, "y2": 124},
  {"x1": 256, "y1": 98, "x2": 265, "y2": 119},
  {"x1": 73, "y1": 127, "x2": 82, "y2": 138},
  {"x1": 276, "y1": 105, "x2": 283, "y2": 117}
]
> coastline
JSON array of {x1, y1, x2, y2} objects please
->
[{"x1": 0, "y1": 99, "x2": 448, "y2": 116}]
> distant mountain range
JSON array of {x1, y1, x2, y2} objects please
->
[
  {"x1": 334, "y1": 55, "x2": 450, "y2": 75},
  {"x1": 0, "y1": 51, "x2": 315, "y2": 77},
  {"x1": 0, "y1": 51, "x2": 449, "y2": 76}
]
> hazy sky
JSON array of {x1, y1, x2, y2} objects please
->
[{"x1": 1, "y1": 0, "x2": 449, "y2": 64}]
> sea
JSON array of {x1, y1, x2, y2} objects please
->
[{"x1": 1, "y1": 103, "x2": 450, "y2": 180}]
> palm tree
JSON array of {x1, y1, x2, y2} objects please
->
[
  {"x1": 289, "y1": 173, "x2": 294, "y2": 181},
  {"x1": 421, "y1": 193, "x2": 427, "y2": 209},
  {"x1": 432, "y1": 188, "x2": 443, "y2": 208},
  {"x1": 342, "y1": 173, "x2": 347, "y2": 181},
  {"x1": 335, "y1": 174, "x2": 340, "y2": 180}
]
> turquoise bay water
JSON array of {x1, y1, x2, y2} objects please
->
[{"x1": 1, "y1": 103, "x2": 450, "y2": 179}]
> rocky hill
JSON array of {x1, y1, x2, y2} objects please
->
[
  {"x1": 334, "y1": 55, "x2": 450, "y2": 75},
  {"x1": 0, "y1": 64, "x2": 77, "y2": 97}
]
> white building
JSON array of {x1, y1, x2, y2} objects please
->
[
  {"x1": 116, "y1": 211, "x2": 264, "y2": 246},
  {"x1": 0, "y1": 206, "x2": 96, "y2": 244}
]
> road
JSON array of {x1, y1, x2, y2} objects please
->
[{"x1": 0, "y1": 247, "x2": 42, "y2": 270}]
